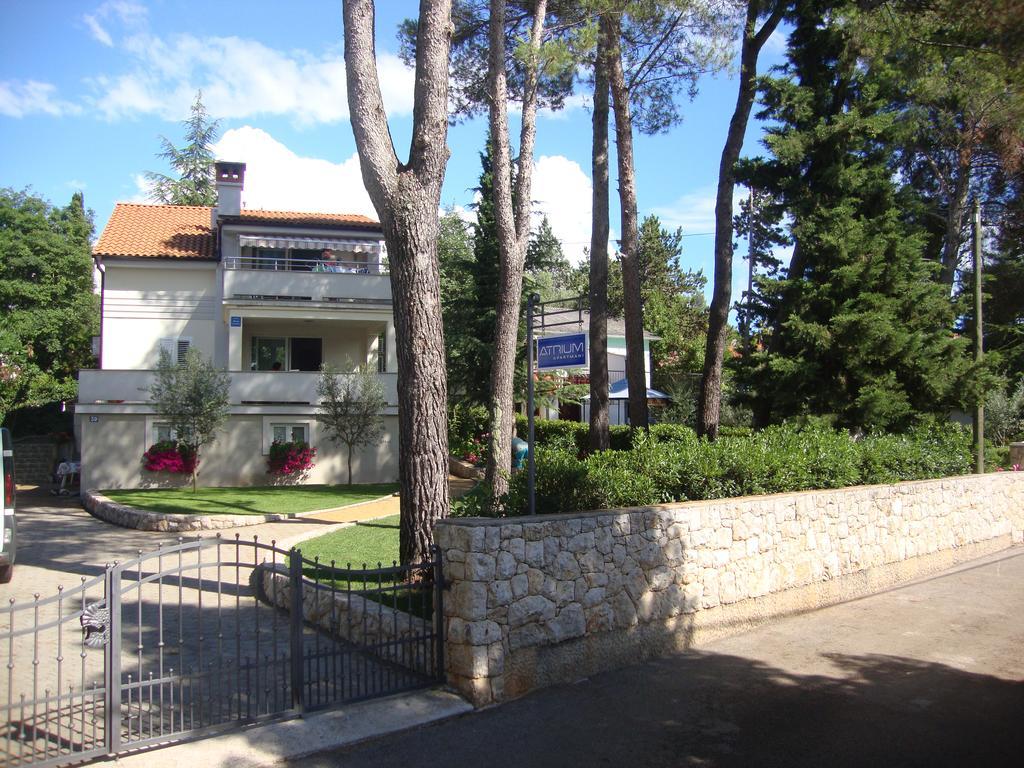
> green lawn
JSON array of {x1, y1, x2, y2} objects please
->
[
  {"x1": 294, "y1": 515, "x2": 433, "y2": 619},
  {"x1": 297, "y1": 514, "x2": 400, "y2": 568},
  {"x1": 101, "y1": 484, "x2": 398, "y2": 516}
]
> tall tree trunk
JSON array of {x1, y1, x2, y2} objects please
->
[
  {"x1": 347, "y1": 444, "x2": 353, "y2": 487},
  {"x1": 605, "y1": 13, "x2": 648, "y2": 431},
  {"x1": 697, "y1": 0, "x2": 785, "y2": 439},
  {"x1": 484, "y1": 0, "x2": 547, "y2": 502},
  {"x1": 589, "y1": 24, "x2": 612, "y2": 452},
  {"x1": 940, "y1": 161, "x2": 971, "y2": 289},
  {"x1": 344, "y1": 0, "x2": 452, "y2": 565}
]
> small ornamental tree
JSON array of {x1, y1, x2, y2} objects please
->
[
  {"x1": 148, "y1": 348, "x2": 230, "y2": 491},
  {"x1": 317, "y1": 363, "x2": 386, "y2": 486}
]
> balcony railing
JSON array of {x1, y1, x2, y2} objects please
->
[
  {"x1": 222, "y1": 255, "x2": 392, "y2": 304},
  {"x1": 78, "y1": 370, "x2": 399, "y2": 407},
  {"x1": 223, "y1": 254, "x2": 388, "y2": 274}
]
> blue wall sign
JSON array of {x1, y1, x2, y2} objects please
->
[
  {"x1": 230, "y1": 316, "x2": 242, "y2": 327},
  {"x1": 537, "y1": 333, "x2": 587, "y2": 370}
]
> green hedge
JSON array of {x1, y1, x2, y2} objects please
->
[{"x1": 481, "y1": 421, "x2": 973, "y2": 517}]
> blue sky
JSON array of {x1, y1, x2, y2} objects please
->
[{"x1": 0, "y1": 1, "x2": 790, "y2": 302}]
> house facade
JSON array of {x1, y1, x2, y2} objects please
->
[{"x1": 76, "y1": 161, "x2": 398, "y2": 490}]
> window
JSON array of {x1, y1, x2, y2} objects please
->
[
  {"x1": 252, "y1": 337, "x2": 287, "y2": 371},
  {"x1": 155, "y1": 423, "x2": 175, "y2": 443},
  {"x1": 159, "y1": 337, "x2": 192, "y2": 365},
  {"x1": 377, "y1": 331, "x2": 387, "y2": 373},
  {"x1": 272, "y1": 423, "x2": 308, "y2": 444},
  {"x1": 263, "y1": 417, "x2": 312, "y2": 453},
  {"x1": 251, "y1": 337, "x2": 322, "y2": 371}
]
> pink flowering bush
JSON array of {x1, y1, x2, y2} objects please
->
[
  {"x1": 267, "y1": 440, "x2": 317, "y2": 477},
  {"x1": 142, "y1": 441, "x2": 197, "y2": 474}
]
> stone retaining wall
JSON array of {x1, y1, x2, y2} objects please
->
[{"x1": 437, "y1": 473, "x2": 1024, "y2": 706}]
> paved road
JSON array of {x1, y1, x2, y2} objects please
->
[{"x1": 296, "y1": 547, "x2": 1024, "y2": 768}]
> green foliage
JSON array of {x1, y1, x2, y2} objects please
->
[
  {"x1": 738, "y1": 5, "x2": 975, "y2": 431},
  {"x1": 448, "y1": 403, "x2": 491, "y2": 464},
  {"x1": 145, "y1": 91, "x2": 220, "y2": 206},
  {"x1": 148, "y1": 348, "x2": 230, "y2": 491},
  {"x1": 858, "y1": 420, "x2": 973, "y2": 484},
  {"x1": 491, "y1": 422, "x2": 972, "y2": 516},
  {"x1": 984, "y1": 379, "x2": 1024, "y2": 446},
  {"x1": 317, "y1": 364, "x2": 387, "y2": 485},
  {"x1": 0, "y1": 188, "x2": 98, "y2": 425}
]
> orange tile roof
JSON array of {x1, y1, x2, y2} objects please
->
[
  {"x1": 226, "y1": 210, "x2": 381, "y2": 229},
  {"x1": 94, "y1": 204, "x2": 383, "y2": 261},
  {"x1": 94, "y1": 204, "x2": 215, "y2": 260}
]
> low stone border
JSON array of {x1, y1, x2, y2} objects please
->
[
  {"x1": 82, "y1": 489, "x2": 394, "y2": 532},
  {"x1": 257, "y1": 565, "x2": 435, "y2": 675},
  {"x1": 449, "y1": 456, "x2": 484, "y2": 481}
]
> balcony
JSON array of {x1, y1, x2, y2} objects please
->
[
  {"x1": 222, "y1": 254, "x2": 391, "y2": 305},
  {"x1": 77, "y1": 370, "x2": 399, "y2": 407}
]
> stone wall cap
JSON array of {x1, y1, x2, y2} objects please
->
[{"x1": 437, "y1": 472, "x2": 1019, "y2": 527}]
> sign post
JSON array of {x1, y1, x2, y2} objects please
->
[
  {"x1": 525, "y1": 296, "x2": 589, "y2": 517},
  {"x1": 526, "y1": 294, "x2": 538, "y2": 516}
]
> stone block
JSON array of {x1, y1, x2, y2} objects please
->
[
  {"x1": 509, "y1": 595, "x2": 556, "y2": 628},
  {"x1": 496, "y1": 551, "x2": 518, "y2": 579},
  {"x1": 511, "y1": 573, "x2": 529, "y2": 599},
  {"x1": 553, "y1": 550, "x2": 582, "y2": 580},
  {"x1": 465, "y1": 552, "x2": 497, "y2": 581},
  {"x1": 648, "y1": 565, "x2": 674, "y2": 591},
  {"x1": 452, "y1": 581, "x2": 488, "y2": 621},
  {"x1": 488, "y1": 580, "x2": 513, "y2": 608},
  {"x1": 550, "y1": 603, "x2": 586, "y2": 642},
  {"x1": 524, "y1": 539, "x2": 545, "y2": 568},
  {"x1": 568, "y1": 531, "x2": 596, "y2": 553}
]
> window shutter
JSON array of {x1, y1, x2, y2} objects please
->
[{"x1": 176, "y1": 339, "x2": 191, "y2": 364}]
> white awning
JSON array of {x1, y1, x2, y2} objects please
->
[{"x1": 238, "y1": 235, "x2": 382, "y2": 253}]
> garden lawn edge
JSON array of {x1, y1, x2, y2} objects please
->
[{"x1": 82, "y1": 489, "x2": 397, "y2": 532}]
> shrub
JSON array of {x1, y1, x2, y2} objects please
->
[
  {"x1": 142, "y1": 441, "x2": 197, "y2": 474},
  {"x1": 267, "y1": 440, "x2": 317, "y2": 477},
  {"x1": 492, "y1": 422, "x2": 972, "y2": 517}
]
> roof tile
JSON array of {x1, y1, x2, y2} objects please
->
[{"x1": 94, "y1": 203, "x2": 383, "y2": 260}]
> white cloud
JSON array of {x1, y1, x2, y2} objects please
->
[
  {"x1": 211, "y1": 126, "x2": 378, "y2": 218},
  {"x1": 531, "y1": 155, "x2": 600, "y2": 265},
  {"x1": 649, "y1": 186, "x2": 744, "y2": 236},
  {"x1": 83, "y1": 1, "x2": 148, "y2": 47},
  {"x1": 0, "y1": 80, "x2": 81, "y2": 118},
  {"x1": 764, "y1": 29, "x2": 788, "y2": 56},
  {"x1": 65, "y1": 179, "x2": 88, "y2": 190},
  {"x1": 83, "y1": 15, "x2": 113, "y2": 46},
  {"x1": 88, "y1": 33, "x2": 414, "y2": 125}
]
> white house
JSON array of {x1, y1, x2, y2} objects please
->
[
  {"x1": 535, "y1": 307, "x2": 669, "y2": 425},
  {"x1": 76, "y1": 161, "x2": 399, "y2": 490}
]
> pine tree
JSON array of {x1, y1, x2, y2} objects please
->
[
  {"x1": 145, "y1": 91, "x2": 220, "y2": 206},
  {"x1": 741, "y1": 1, "x2": 973, "y2": 431},
  {"x1": 0, "y1": 189, "x2": 98, "y2": 424}
]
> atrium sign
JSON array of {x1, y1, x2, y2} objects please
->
[{"x1": 537, "y1": 333, "x2": 587, "y2": 370}]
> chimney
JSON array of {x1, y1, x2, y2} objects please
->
[{"x1": 213, "y1": 161, "x2": 246, "y2": 222}]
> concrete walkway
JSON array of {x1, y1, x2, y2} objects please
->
[{"x1": 295, "y1": 547, "x2": 1024, "y2": 768}]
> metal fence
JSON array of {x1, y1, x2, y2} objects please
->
[{"x1": 1, "y1": 537, "x2": 444, "y2": 768}]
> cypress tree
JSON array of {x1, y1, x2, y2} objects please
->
[{"x1": 741, "y1": 1, "x2": 973, "y2": 431}]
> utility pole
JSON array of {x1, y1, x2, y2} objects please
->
[
  {"x1": 973, "y1": 199, "x2": 984, "y2": 474},
  {"x1": 744, "y1": 187, "x2": 756, "y2": 353}
]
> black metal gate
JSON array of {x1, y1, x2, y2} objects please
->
[{"x1": 1, "y1": 536, "x2": 444, "y2": 767}]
